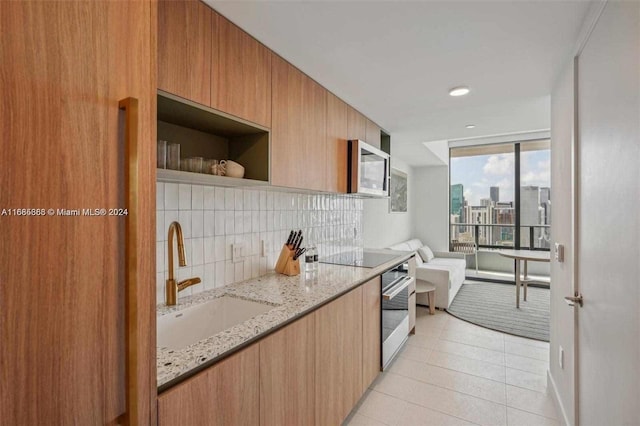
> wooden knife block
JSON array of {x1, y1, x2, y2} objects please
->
[{"x1": 274, "y1": 245, "x2": 300, "y2": 276}]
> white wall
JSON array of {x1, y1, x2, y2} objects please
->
[
  {"x1": 410, "y1": 165, "x2": 449, "y2": 251},
  {"x1": 363, "y1": 158, "x2": 413, "y2": 248},
  {"x1": 549, "y1": 57, "x2": 576, "y2": 426}
]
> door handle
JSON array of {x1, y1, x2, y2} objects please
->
[
  {"x1": 564, "y1": 293, "x2": 583, "y2": 307},
  {"x1": 383, "y1": 276, "x2": 413, "y2": 300},
  {"x1": 120, "y1": 97, "x2": 140, "y2": 425}
]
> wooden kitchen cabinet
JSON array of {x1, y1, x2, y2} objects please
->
[
  {"x1": 347, "y1": 106, "x2": 367, "y2": 142},
  {"x1": 315, "y1": 288, "x2": 363, "y2": 425},
  {"x1": 260, "y1": 315, "x2": 315, "y2": 426},
  {"x1": 362, "y1": 276, "x2": 382, "y2": 391},
  {"x1": 215, "y1": 17, "x2": 272, "y2": 127},
  {"x1": 326, "y1": 92, "x2": 349, "y2": 193},
  {"x1": 158, "y1": 0, "x2": 214, "y2": 106},
  {"x1": 158, "y1": 345, "x2": 260, "y2": 426},
  {"x1": 366, "y1": 118, "x2": 382, "y2": 149},
  {"x1": 271, "y1": 55, "x2": 327, "y2": 190},
  {"x1": 1, "y1": 1, "x2": 156, "y2": 424}
]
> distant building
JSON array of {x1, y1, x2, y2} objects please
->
[
  {"x1": 480, "y1": 198, "x2": 492, "y2": 207},
  {"x1": 490, "y1": 186, "x2": 500, "y2": 203},
  {"x1": 450, "y1": 184, "x2": 464, "y2": 218}
]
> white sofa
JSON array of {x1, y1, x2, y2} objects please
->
[{"x1": 388, "y1": 239, "x2": 466, "y2": 309}]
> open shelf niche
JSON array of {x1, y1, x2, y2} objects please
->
[{"x1": 157, "y1": 91, "x2": 270, "y2": 186}]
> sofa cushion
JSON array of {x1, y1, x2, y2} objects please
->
[
  {"x1": 388, "y1": 242, "x2": 412, "y2": 251},
  {"x1": 421, "y1": 258, "x2": 466, "y2": 290},
  {"x1": 406, "y1": 239, "x2": 424, "y2": 251},
  {"x1": 418, "y1": 246, "x2": 435, "y2": 263}
]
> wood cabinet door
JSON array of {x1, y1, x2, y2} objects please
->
[
  {"x1": 158, "y1": 345, "x2": 260, "y2": 426},
  {"x1": 0, "y1": 1, "x2": 156, "y2": 424},
  {"x1": 260, "y1": 315, "x2": 315, "y2": 426},
  {"x1": 347, "y1": 106, "x2": 367, "y2": 142},
  {"x1": 326, "y1": 92, "x2": 349, "y2": 193},
  {"x1": 271, "y1": 55, "x2": 327, "y2": 190},
  {"x1": 158, "y1": 0, "x2": 213, "y2": 106},
  {"x1": 315, "y1": 288, "x2": 363, "y2": 425},
  {"x1": 362, "y1": 276, "x2": 382, "y2": 391},
  {"x1": 365, "y1": 119, "x2": 382, "y2": 149},
  {"x1": 215, "y1": 16, "x2": 272, "y2": 127}
]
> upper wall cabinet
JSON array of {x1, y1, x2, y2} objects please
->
[
  {"x1": 271, "y1": 55, "x2": 327, "y2": 191},
  {"x1": 347, "y1": 106, "x2": 367, "y2": 142},
  {"x1": 326, "y1": 93, "x2": 348, "y2": 193},
  {"x1": 366, "y1": 118, "x2": 382, "y2": 150},
  {"x1": 214, "y1": 18, "x2": 272, "y2": 128},
  {"x1": 158, "y1": 0, "x2": 214, "y2": 107}
]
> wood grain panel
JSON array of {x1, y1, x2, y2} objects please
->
[
  {"x1": 0, "y1": 1, "x2": 156, "y2": 424},
  {"x1": 158, "y1": 345, "x2": 259, "y2": 426},
  {"x1": 271, "y1": 55, "x2": 327, "y2": 190},
  {"x1": 362, "y1": 276, "x2": 382, "y2": 391},
  {"x1": 409, "y1": 292, "x2": 416, "y2": 334},
  {"x1": 365, "y1": 118, "x2": 382, "y2": 149},
  {"x1": 215, "y1": 16, "x2": 271, "y2": 127},
  {"x1": 315, "y1": 287, "x2": 363, "y2": 425},
  {"x1": 260, "y1": 315, "x2": 315, "y2": 426},
  {"x1": 326, "y1": 92, "x2": 348, "y2": 193},
  {"x1": 347, "y1": 106, "x2": 367, "y2": 142},
  {"x1": 158, "y1": 0, "x2": 212, "y2": 106}
]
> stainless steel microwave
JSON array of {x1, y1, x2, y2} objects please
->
[{"x1": 348, "y1": 139, "x2": 390, "y2": 197}]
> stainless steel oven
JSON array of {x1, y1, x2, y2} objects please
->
[{"x1": 381, "y1": 268, "x2": 414, "y2": 369}]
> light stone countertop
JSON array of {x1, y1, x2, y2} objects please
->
[{"x1": 157, "y1": 249, "x2": 413, "y2": 391}]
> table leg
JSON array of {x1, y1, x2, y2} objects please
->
[
  {"x1": 523, "y1": 260, "x2": 528, "y2": 301},
  {"x1": 515, "y1": 258, "x2": 521, "y2": 309}
]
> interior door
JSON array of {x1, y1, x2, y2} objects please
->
[
  {"x1": 0, "y1": 2, "x2": 156, "y2": 424},
  {"x1": 575, "y1": 1, "x2": 640, "y2": 424}
]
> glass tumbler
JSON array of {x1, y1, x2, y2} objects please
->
[
  {"x1": 167, "y1": 143, "x2": 180, "y2": 170},
  {"x1": 190, "y1": 157, "x2": 203, "y2": 173},
  {"x1": 157, "y1": 140, "x2": 167, "y2": 169}
]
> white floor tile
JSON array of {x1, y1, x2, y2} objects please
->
[
  {"x1": 428, "y1": 350, "x2": 506, "y2": 382},
  {"x1": 435, "y1": 339, "x2": 506, "y2": 366},
  {"x1": 398, "y1": 344, "x2": 433, "y2": 364},
  {"x1": 389, "y1": 356, "x2": 506, "y2": 404},
  {"x1": 507, "y1": 407, "x2": 559, "y2": 426},
  {"x1": 440, "y1": 328, "x2": 505, "y2": 352},
  {"x1": 506, "y1": 368, "x2": 548, "y2": 393},
  {"x1": 345, "y1": 412, "x2": 388, "y2": 426},
  {"x1": 505, "y1": 341, "x2": 549, "y2": 362},
  {"x1": 373, "y1": 372, "x2": 507, "y2": 426},
  {"x1": 358, "y1": 390, "x2": 476, "y2": 426},
  {"x1": 505, "y1": 353, "x2": 549, "y2": 376},
  {"x1": 506, "y1": 385, "x2": 558, "y2": 419}
]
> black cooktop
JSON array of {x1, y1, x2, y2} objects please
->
[{"x1": 320, "y1": 250, "x2": 403, "y2": 269}]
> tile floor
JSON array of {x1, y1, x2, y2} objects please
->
[{"x1": 346, "y1": 307, "x2": 559, "y2": 426}]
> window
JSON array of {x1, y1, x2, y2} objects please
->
[{"x1": 450, "y1": 140, "x2": 550, "y2": 251}]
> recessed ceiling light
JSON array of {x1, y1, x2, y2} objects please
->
[
  {"x1": 465, "y1": 124, "x2": 476, "y2": 129},
  {"x1": 449, "y1": 86, "x2": 470, "y2": 97}
]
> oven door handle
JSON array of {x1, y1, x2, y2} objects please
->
[{"x1": 382, "y1": 276, "x2": 414, "y2": 300}]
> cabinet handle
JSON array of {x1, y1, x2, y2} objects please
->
[
  {"x1": 120, "y1": 97, "x2": 139, "y2": 425},
  {"x1": 383, "y1": 276, "x2": 413, "y2": 300}
]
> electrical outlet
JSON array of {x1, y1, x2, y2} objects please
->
[
  {"x1": 559, "y1": 346, "x2": 564, "y2": 369},
  {"x1": 232, "y1": 243, "x2": 245, "y2": 263}
]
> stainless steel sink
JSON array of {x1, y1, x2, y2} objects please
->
[{"x1": 157, "y1": 296, "x2": 275, "y2": 350}]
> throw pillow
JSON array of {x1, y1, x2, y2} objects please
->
[{"x1": 418, "y1": 246, "x2": 435, "y2": 263}]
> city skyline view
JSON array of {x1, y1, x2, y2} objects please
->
[{"x1": 450, "y1": 149, "x2": 550, "y2": 206}]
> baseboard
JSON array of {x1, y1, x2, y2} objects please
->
[{"x1": 547, "y1": 370, "x2": 572, "y2": 426}]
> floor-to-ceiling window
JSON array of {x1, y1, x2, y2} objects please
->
[{"x1": 449, "y1": 140, "x2": 551, "y2": 252}]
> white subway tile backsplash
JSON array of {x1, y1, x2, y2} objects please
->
[
  {"x1": 179, "y1": 184, "x2": 191, "y2": 210},
  {"x1": 203, "y1": 211, "x2": 215, "y2": 237},
  {"x1": 156, "y1": 185, "x2": 363, "y2": 300},
  {"x1": 191, "y1": 210, "x2": 204, "y2": 238},
  {"x1": 191, "y1": 185, "x2": 204, "y2": 210},
  {"x1": 224, "y1": 188, "x2": 234, "y2": 210},
  {"x1": 214, "y1": 187, "x2": 225, "y2": 210},
  {"x1": 178, "y1": 211, "x2": 192, "y2": 238},
  {"x1": 165, "y1": 183, "x2": 179, "y2": 210},
  {"x1": 157, "y1": 182, "x2": 165, "y2": 210},
  {"x1": 203, "y1": 186, "x2": 216, "y2": 210}
]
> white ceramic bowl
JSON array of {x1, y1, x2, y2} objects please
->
[{"x1": 225, "y1": 160, "x2": 245, "y2": 178}]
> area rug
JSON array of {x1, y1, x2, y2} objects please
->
[{"x1": 447, "y1": 281, "x2": 550, "y2": 341}]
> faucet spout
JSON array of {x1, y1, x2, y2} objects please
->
[{"x1": 165, "y1": 221, "x2": 200, "y2": 306}]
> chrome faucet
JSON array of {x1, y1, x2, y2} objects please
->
[{"x1": 166, "y1": 221, "x2": 201, "y2": 305}]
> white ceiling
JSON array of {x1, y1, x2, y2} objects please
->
[{"x1": 209, "y1": 0, "x2": 591, "y2": 166}]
